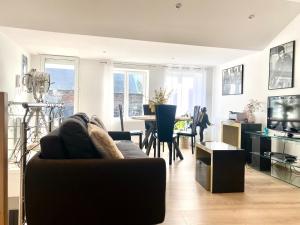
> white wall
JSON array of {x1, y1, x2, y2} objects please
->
[
  {"x1": 78, "y1": 60, "x2": 114, "y2": 129},
  {"x1": 212, "y1": 14, "x2": 300, "y2": 138},
  {"x1": 212, "y1": 52, "x2": 266, "y2": 140},
  {"x1": 77, "y1": 59, "x2": 104, "y2": 116},
  {"x1": 0, "y1": 32, "x2": 30, "y2": 199},
  {"x1": 0, "y1": 32, "x2": 30, "y2": 101},
  {"x1": 212, "y1": 14, "x2": 300, "y2": 155}
]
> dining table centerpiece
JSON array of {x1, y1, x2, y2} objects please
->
[{"x1": 149, "y1": 87, "x2": 171, "y2": 112}]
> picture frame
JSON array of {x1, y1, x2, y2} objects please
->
[
  {"x1": 222, "y1": 64, "x2": 244, "y2": 96},
  {"x1": 268, "y1": 41, "x2": 295, "y2": 90},
  {"x1": 22, "y1": 54, "x2": 28, "y2": 76}
]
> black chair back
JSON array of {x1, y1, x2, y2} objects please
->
[
  {"x1": 118, "y1": 104, "x2": 124, "y2": 131},
  {"x1": 191, "y1": 106, "x2": 201, "y2": 134},
  {"x1": 143, "y1": 104, "x2": 155, "y2": 115},
  {"x1": 155, "y1": 105, "x2": 176, "y2": 142},
  {"x1": 143, "y1": 104, "x2": 155, "y2": 130}
]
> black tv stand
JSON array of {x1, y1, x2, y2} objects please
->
[{"x1": 247, "y1": 131, "x2": 300, "y2": 188}]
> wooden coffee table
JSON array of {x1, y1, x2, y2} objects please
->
[{"x1": 195, "y1": 141, "x2": 245, "y2": 193}]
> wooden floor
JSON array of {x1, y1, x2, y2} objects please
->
[{"x1": 147, "y1": 145, "x2": 300, "y2": 225}]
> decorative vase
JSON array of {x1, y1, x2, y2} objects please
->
[
  {"x1": 149, "y1": 103, "x2": 156, "y2": 113},
  {"x1": 247, "y1": 112, "x2": 256, "y2": 123},
  {"x1": 149, "y1": 102, "x2": 167, "y2": 113}
]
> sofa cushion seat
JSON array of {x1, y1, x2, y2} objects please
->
[{"x1": 116, "y1": 141, "x2": 148, "y2": 159}]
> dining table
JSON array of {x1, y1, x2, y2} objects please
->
[{"x1": 132, "y1": 115, "x2": 191, "y2": 161}]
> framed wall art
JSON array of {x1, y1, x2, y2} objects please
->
[
  {"x1": 269, "y1": 41, "x2": 295, "y2": 90},
  {"x1": 222, "y1": 64, "x2": 244, "y2": 95}
]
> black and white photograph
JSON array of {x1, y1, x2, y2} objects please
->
[
  {"x1": 222, "y1": 64, "x2": 244, "y2": 95},
  {"x1": 22, "y1": 54, "x2": 28, "y2": 76},
  {"x1": 269, "y1": 41, "x2": 295, "y2": 90}
]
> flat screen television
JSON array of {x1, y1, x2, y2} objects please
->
[{"x1": 267, "y1": 95, "x2": 300, "y2": 133}]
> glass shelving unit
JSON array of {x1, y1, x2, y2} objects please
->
[
  {"x1": 246, "y1": 131, "x2": 300, "y2": 142},
  {"x1": 247, "y1": 131, "x2": 300, "y2": 188}
]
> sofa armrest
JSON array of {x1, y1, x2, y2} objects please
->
[
  {"x1": 25, "y1": 155, "x2": 166, "y2": 225},
  {"x1": 108, "y1": 131, "x2": 131, "y2": 140}
]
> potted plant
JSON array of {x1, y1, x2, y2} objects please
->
[
  {"x1": 244, "y1": 99, "x2": 263, "y2": 123},
  {"x1": 174, "y1": 119, "x2": 192, "y2": 149},
  {"x1": 149, "y1": 88, "x2": 171, "y2": 112}
]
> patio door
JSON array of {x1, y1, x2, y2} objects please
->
[{"x1": 41, "y1": 55, "x2": 79, "y2": 118}]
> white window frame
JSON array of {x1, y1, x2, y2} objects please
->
[
  {"x1": 113, "y1": 68, "x2": 149, "y2": 119},
  {"x1": 40, "y1": 55, "x2": 79, "y2": 113}
]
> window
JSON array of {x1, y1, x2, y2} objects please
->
[
  {"x1": 166, "y1": 76, "x2": 194, "y2": 115},
  {"x1": 42, "y1": 56, "x2": 78, "y2": 118},
  {"x1": 113, "y1": 69, "x2": 148, "y2": 118},
  {"x1": 165, "y1": 67, "x2": 207, "y2": 116}
]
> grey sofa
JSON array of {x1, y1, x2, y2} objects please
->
[{"x1": 25, "y1": 114, "x2": 166, "y2": 225}]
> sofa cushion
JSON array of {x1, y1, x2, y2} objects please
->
[
  {"x1": 60, "y1": 118, "x2": 105, "y2": 158},
  {"x1": 90, "y1": 115, "x2": 107, "y2": 132},
  {"x1": 40, "y1": 129, "x2": 68, "y2": 159},
  {"x1": 69, "y1": 112, "x2": 90, "y2": 127},
  {"x1": 88, "y1": 123, "x2": 124, "y2": 159},
  {"x1": 116, "y1": 141, "x2": 148, "y2": 159}
]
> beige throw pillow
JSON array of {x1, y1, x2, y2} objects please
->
[{"x1": 88, "y1": 123, "x2": 124, "y2": 159}]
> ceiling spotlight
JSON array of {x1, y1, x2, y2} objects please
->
[
  {"x1": 175, "y1": 3, "x2": 182, "y2": 9},
  {"x1": 248, "y1": 14, "x2": 255, "y2": 20}
]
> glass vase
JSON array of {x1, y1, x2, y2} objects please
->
[{"x1": 247, "y1": 112, "x2": 256, "y2": 123}]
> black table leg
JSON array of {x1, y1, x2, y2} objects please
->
[
  {"x1": 191, "y1": 136, "x2": 194, "y2": 154},
  {"x1": 167, "y1": 142, "x2": 172, "y2": 165},
  {"x1": 139, "y1": 133, "x2": 142, "y2": 149},
  {"x1": 172, "y1": 139, "x2": 184, "y2": 160},
  {"x1": 158, "y1": 141, "x2": 161, "y2": 158},
  {"x1": 146, "y1": 133, "x2": 155, "y2": 155},
  {"x1": 142, "y1": 126, "x2": 154, "y2": 149},
  {"x1": 173, "y1": 143, "x2": 175, "y2": 161}
]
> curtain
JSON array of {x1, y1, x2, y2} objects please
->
[{"x1": 164, "y1": 67, "x2": 207, "y2": 116}]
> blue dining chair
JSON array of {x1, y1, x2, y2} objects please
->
[{"x1": 154, "y1": 104, "x2": 181, "y2": 165}]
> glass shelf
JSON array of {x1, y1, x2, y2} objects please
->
[
  {"x1": 250, "y1": 152, "x2": 300, "y2": 169},
  {"x1": 248, "y1": 131, "x2": 300, "y2": 188},
  {"x1": 246, "y1": 131, "x2": 300, "y2": 143}
]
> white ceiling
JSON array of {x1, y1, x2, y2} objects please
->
[
  {"x1": 0, "y1": 0, "x2": 299, "y2": 50},
  {"x1": 0, "y1": 26, "x2": 256, "y2": 66}
]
